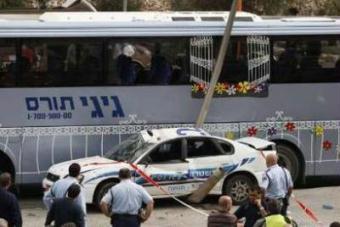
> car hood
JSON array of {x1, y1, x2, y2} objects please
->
[
  {"x1": 236, "y1": 137, "x2": 275, "y2": 150},
  {"x1": 48, "y1": 156, "x2": 124, "y2": 177}
]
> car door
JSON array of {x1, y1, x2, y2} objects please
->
[
  {"x1": 185, "y1": 137, "x2": 236, "y2": 189},
  {"x1": 137, "y1": 138, "x2": 190, "y2": 196}
]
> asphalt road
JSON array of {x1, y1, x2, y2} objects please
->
[{"x1": 19, "y1": 176, "x2": 340, "y2": 227}]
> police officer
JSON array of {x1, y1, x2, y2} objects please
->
[
  {"x1": 43, "y1": 163, "x2": 86, "y2": 217},
  {"x1": 260, "y1": 153, "x2": 293, "y2": 215},
  {"x1": 100, "y1": 168, "x2": 154, "y2": 227}
]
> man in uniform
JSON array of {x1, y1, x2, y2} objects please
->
[
  {"x1": 260, "y1": 153, "x2": 293, "y2": 215},
  {"x1": 43, "y1": 163, "x2": 86, "y2": 217},
  {"x1": 100, "y1": 168, "x2": 154, "y2": 227}
]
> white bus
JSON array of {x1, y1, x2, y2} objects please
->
[{"x1": 0, "y1": 11, "x2": 339, "y2": 191}]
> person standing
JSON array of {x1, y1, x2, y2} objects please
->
[
  {"x1": 0, "y1": 173, "x2": 22, "y2": 227},
  {"x1": 43, "y1": 163, "x2": 86, "y2": 216},
  {"x1": 234, "y1": 187, "x2": 267, "y2": 227},
  {"x1": 100, "y1": 168, "x2": 154, "y2": 227},
  {"x1": 45, "y1": 184, "x2": 85, "y2": 227},
  {"x1": 260, "y1": 154, "x2": 293, "y2": 215},
  {"x1": 207, "y1": 195, "x2": 237, "y2": 227}
]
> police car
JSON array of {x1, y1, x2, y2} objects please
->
[{"x1": 43, "y1": 128, "x2": 276, "y2": 205}]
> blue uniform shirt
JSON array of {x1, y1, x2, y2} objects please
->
[
  {"x1": 43, "y1": 176, "x2": 86, "y2": 215},
  {"x1": 260, "y1": 164, "x2": 293, "y2": 199},
  {"x1": 101, "y1": 179, "x2": 153, "y2": 215}
]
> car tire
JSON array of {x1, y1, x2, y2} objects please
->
[
  {"x1": 94, "y1": 181, "x2": 116, "y2": 208},
  {"x1": 222, "y1": 174, "x2": 254, "y2": 205},
  {"x1": 276, "y1": 143, "x2": 300, "y2": 183}
]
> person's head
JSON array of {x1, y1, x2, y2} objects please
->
[
  {"x1": 0, "y1": 218, "x2": 8, "y2": 227},
  {"x1": 0, "y1": 172, "x2": 12, "y2": 190},
  {"x1": 266, "y1": 153, "x2": 278, "y2": 167},
  {"x1": 218, "y1": 195, "x2": 233, "y2": 213},
  {"x1": 118, "y1": 168, "x2": 131, "y2": 180},
  {"x1": 330, "y1": 222, "x2": 340, "y2": 227},
  {"x1": 68, "y1": 163, "x2": 81, "y2": 178},
  {"x1": 248, "y1": 186, "x2": 261, "y2": 204},
  {"x1": 123, "y1": 45, "x2": 135, "y2": 57},
  {"x1": 67, "y1": 184, "x2": 81, "y2": 200},
  {"x1": 266, "y1": 198, "x2": 281, "y2": 215}
]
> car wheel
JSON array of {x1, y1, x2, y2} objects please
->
[
  {"x1": 222, "y1": 174, "x2": 254, "y2": 205},
  {"x1": 95, "y1": 181, "x2": 116, "y2": 208},
  {"x1": 276, "y1": 143, "x2": 300, "y2": 182}
]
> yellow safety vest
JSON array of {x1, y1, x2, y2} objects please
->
[{"x1": 265, "y1": 214, "x2": 288, "y2": 227}]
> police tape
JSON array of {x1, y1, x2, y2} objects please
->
[
  {"x1": 128, "y1": 163, "x2": 209, "y2": 217},
  {"x1": 291, "y1": 194, "x2": 323, "y2": 226}
]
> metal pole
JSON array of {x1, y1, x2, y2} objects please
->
[
  {"x1": 123, "y1": 0, "x2": 128, "y2": 11},
  {"x1": 195, "y1": 0, "x2": 239, "y2": 128}
]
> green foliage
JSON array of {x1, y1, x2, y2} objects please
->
[{"x1": 0, "y1": 0, "x2": 24, "y2": 9}]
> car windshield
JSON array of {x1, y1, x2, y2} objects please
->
[{"x1": 104, "y1": 134, "x2": 153, "y2": 162}]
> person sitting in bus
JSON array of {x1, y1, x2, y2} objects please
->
[
  {"x1": 150, "y1": 43, "x2": 172, "y2": 85},
  {"x1": 276, "y1": 42, "x2": 298, "y2": 83},
  {"x1": 117, "y1": 44, "x2": 137, "y2": 85},
  {"x1": 300, "y1": 41, "x2": 322, "y2": 82}
]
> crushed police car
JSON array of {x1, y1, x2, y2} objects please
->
[{"x1": 43, "y1": 128, "x2": 276, "y2": 205}]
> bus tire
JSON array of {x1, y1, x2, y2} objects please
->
[
  {"x1": 276, "y1": 143, "x2": 300, "y2": 183},
  {"x1": 222, "y1": 173, "x2": 255, "y2": 205},
  {"x1": 94, "y1": 180, "x2": 117, "y2": 208},
  {"x1": 0, "y1": 151, "x2": 15, "y2": 179}
]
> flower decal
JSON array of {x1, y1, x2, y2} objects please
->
[
  {"x1": 314, "y1": 125, "x2": 324, "y2": 136},
  {"x1": 237, "y1": 81, "x2": 250, "y2": 94},
  {"x1": 267, "y1": 127, "x2": 277, "y2": 136},
  {"x1": 225, "y1": 132, "x2": 235, "y2": 140},
  {"x1": 226, "y1": 85, "x2": 236, "y2": 96},
  {"x1": 192, "y1": 84, "x2": 200, "y2": 93},
  {"x1": 254, "y1": 84, "x2": 264, "y2": 94},
  {"x1": 285, "y1": 122, "x2": 296, "y2": 132},
  {"x1": 323, "y1": 140, "x2": 332, "y2": 151},
  {"x1": 247, "y1": 126, "x2": 257, "y2": 137},
  {"x1": 313, "y1": 125, "x2": 324, "y2": 137},
  {"x1": 215, "y1": 83, "x2": 227, "y2": 95}
]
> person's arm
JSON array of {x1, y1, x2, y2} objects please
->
[
  {"x1": 100, "y1": 190, "x2": 112, "y2": 218},
  {"x1": 140, "y1": 200, "x2": 154, "y2": 222},
  {"x1": 45, "y1": 202, "x2": 56, "y2": 226},
  {"x1": 286, "y1": 169, "x2": 294, "y2": 196},
  {"x1": 253, "y1": 218, "x2": 266, "y2": 227},
  {"x1": 100, "y1": 201, "x2": 111, "y2": 218},
  {"x1": 140, "y1": 187, "x2": 154, "y2": 222},
  {"x1": 255, "y1": 199, "x2": 267, "y2": 217},
  {"x1": 9, "y1": 195, "x2": 22, "y2": 227}
]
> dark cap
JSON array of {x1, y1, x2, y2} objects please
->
[
  {"x1": 68, "y1": 163, "x2": 81, "y2": 177},
  {"x1": 67, "y1": 184, "x2": 81, "y2": 199}
]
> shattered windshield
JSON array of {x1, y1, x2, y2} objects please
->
[{"x1": 104, "y1": 134, "x2": 153, "y2": 162}]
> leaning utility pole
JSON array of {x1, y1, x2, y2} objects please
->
[
  {"x1": 123, "y1": 0, "x2": 128, "y2": 11},
  {"x1": 195, "y1": 0, "x2": 239, "y2": 128}
]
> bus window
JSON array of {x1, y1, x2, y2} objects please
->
[
  {"x1": 107, "y1": 38, "x2": 189, "y2": 86},
  {"x1": 0, "y1": 39, "x2": 17, "y2": 87},
  {"x1": 18, "y1": 39, "x2": 104, "y2": 87},
  {"x1": 272, "y1": 37, "x2": 340, "y2": 83},
  {"x1": 218, "y1": 37, "x2": 248, "y2": 83}
]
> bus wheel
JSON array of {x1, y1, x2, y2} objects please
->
[
  {"x1": 222, "y1": 174, "x2": 255, "y2": 205},
  {"x1": 94, "y1": 181, "x2": 117, "y2": 208},
  {"x1": 276, "y1": 143, "x2": 300, "y2": 182}
]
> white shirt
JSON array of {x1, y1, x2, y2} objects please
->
[
  {"x1": 260, "y1": 164, "x2": 293, "y2": 199},
  {"x1": 101, "y1": 179, "x2": 153, "y2": 215}
]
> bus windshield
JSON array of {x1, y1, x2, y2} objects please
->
[{"x1": 104, "y1": 134, "x2": 153, "y2": 162}]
